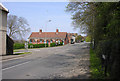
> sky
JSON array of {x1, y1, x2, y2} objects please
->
[{"x1": 2, "y1": 2, "x2": 81, "y2": 39}]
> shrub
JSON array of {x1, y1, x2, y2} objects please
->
[
  {"x1": 28, "y1": 43, "x2": 48, "y2": 48},
  {"x1": 50, "y1": 43, "x2": 56, "y2": 47},
  {"x1": 86, "y1": 36, "x2": 91, "y2": 42},
  {"x1": 90, "y1": 46, "x2": 104, "y2": 79},
  {"x1": 50, "y1": 42, "x2": 63, "y2": 47},
  {"x1": 14, "y1": 43, "x2": 25, "y2": 49},
  {"x1": 95, "y1": 39, "x2": 120, "y2": 78}
]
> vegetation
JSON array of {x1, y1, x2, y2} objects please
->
[
  {"x1": 66, "y1": 2, "x2": 120, "y2": 79},
  {"x1": 75, "y1": 35, "x2": 83, "y2": 43},
  {"x1": 85, "y1": 36, "x2": 91, "y2": 42},
  {"x1": 14, "y1": 43, "x2": 24, "y2": 49},
  {"x1": 90, "y1": 44, "x2": 104, "y2": 79},
  {"x1": 7, "y1": 14, "x2": 31, "y2": 40},
  {"x1": 50, "y1": 42, "x2": 63, "y2": 47},
  {"x1": 14, "y1": 52, "x2": 31, "y2": 55},
  {"x1": 28, "y1": 43, "x2": 48, "y2": 48},
  {"x1": 14, "y1": 42, "x2": 63, "y2": 49}
]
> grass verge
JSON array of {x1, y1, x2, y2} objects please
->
[
  {"x1": 90, "y1": 45, "x2": 104, "y2": 79},
  {"x1": 14, "y1": 52, "x2": 32, "y2": 55}
]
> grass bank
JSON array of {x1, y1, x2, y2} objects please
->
[{"x1": 90, "y1": 44, "x2": 104, "y2": 79}]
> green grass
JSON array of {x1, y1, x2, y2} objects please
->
[
  {"x1": 14, "y1": 50, "x2": 20, "y2": 52},
  {"x1": 90, "y1": 45, "x2": 105, "y2": 79},
  {"x1": 14, "y1": 52, "x2": 31, "y2": 55}
]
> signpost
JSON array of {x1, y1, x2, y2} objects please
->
[{"x1": 25, "y1": 41, "x2": 28, "y2": 52}]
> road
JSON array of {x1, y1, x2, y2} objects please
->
[{"x1": 2, "y1": 43, "x2": 90, "y2": 79}]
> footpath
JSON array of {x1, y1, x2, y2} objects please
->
[{"x1": 1, "y1": 51, "x2": 31, "y2": 61}]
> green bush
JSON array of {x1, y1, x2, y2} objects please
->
[
  {"x1": 90, "y1": 44, "x2": 104, "y2": 79},
  {"x1": 14, "y1": 43, "x2": 25, "y2": 49},
  {"x1": 50, "y1": 43, "x2": 56, "y2": 47},
  {"x1": 85, "y1": 36, "x2": 91, "y2": 42},
  {"x1": 50, "y1": 42, "x2": 63, "y2": 47},
  {"x1": 28, "y1": 43, "x2": 48, "y2": 48},
  {"x1": 14, "y1": 42, "x2": 63, "y2": 49},
  {"x1": 94, "y1": 39, "x2": 120, "y2": 79}
]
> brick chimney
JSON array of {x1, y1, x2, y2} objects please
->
[
  {"x1": 39, "y1": 29, "x2": 42, "y2": 34},
  {"x1": 56, "y1": 29, "x2": 59, "y2": 34}
]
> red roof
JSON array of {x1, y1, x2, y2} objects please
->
[{"x1": 29, "y1": 32, "x2": 67, "y2": 39}]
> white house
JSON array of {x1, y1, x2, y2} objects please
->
[{"x1": 0, "y1": 3, "x2": 9, "y2": 55}]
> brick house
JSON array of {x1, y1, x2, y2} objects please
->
[
  {"x1": 68, "y1": 33, "x2": 78, "y2": 44},
  {"x1": 28, "y1": 29, "x2": 69, "y2": 45}
]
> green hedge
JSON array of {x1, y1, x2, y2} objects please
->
[
  {"x1": 28, "y1": 43, "x2": 48, "y2": 48},
  {"x1": 14, "y1": 43, "x2": 48, "y2": 49},
  {"x1": 50, "y1": 42, "x2": 63, "y2": 47},
  {"x1": 14, "y1": 42, "x2": 63, "y2": 49},
  {"x1": 95, "y1": 39, "x2": 120, "y2": 79},
  {"x1": 90, "y1": 44, "x2": 104, "y2": 79},
  {"x1": 14, "y1": 43, "x2": 25, "y2": 49}
]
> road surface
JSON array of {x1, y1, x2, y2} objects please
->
[{"x1": 2, "y1": 43, "x2": 90, "y2": 79}]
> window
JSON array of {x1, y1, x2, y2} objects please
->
[
  {"x1": 47, "y1": 40, "x2": 49, "y2": 44},
  {"x1": 50, "y1": 39, "x2": 52, "y2": 43},
  {"x1": 30, "y1": 39, "x2": 32, "y2": 43},
  {"x1": 44, "y1": 40, "x2": 46, "y2": 43},
  {"x1": 40, "y1": 39, "x2": 42, "y2": 43},
  {"x1": 33, "y1": 39, "x2": 35, "y2": 42}
]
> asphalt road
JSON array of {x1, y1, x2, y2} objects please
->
[{"x1": 2, "y1": 42, "x2": 90, "y2": 79}]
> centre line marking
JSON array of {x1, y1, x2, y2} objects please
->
[{"x1": 2, "y1": 61, "x2": 31, "y2": 71}]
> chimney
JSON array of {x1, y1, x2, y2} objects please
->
[
  {"x1": 39, "y1": 29, "x2": 42, "y2": 34},
  {"x1": 56, "y1": 29, "x2": 59, "y2": 34}
]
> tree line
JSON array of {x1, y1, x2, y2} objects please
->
[{"x1": 66, "y1": 2, "x2": 120, "y2": 79}]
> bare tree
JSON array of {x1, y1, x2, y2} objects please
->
[{"x1": 7, "y1": 14, "x2": 31, "y2": 40}]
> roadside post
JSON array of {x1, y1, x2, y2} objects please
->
[
  {"x1": 25, "y1": 41, "x2": 28, "y2": 52},
  {"x1": 101, "y1": 54, "x2": 107, "y2": 76}
]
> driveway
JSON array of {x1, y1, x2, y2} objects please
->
[{"x1": 2, "y1": 42, "x2": 90, "y2": 79}]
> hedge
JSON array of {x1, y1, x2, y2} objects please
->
[
  {"x1": 50, "y1": 42, "x2": 63, "y2": 47},
  {"x1": 14, "y1": 42, "x2": 63, "y2": 49},
  {"x1": 28, "y1": 43, "x2": 48, "y2": 48},
  {"x1": 95, "y1": 39, "x2": 120, "y2": 79},
  {"x1": 14, "y1": 43, "x2": 24, "y2": 49}
]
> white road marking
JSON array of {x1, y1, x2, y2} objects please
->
[
  {"x1": 2, "y1": 61, "x2": 31, "y2": 71},
  {"x1": 2, "y1": 56, "x2": 25, "y2": 62}
]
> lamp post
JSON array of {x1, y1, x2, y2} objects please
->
[{"x1": 45, "y1": 20, "x2": 51, "y2": 47}]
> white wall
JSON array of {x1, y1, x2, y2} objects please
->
[
  {"x1": 0, "y1": 10, "x2": 7, "y2": 55},
  {"x1": 0, "y1": 9, "x2": 2, "y2": 56}
]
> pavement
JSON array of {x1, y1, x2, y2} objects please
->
[
  {"x1": 2, "y1": 51, "x2": 31, "y2": 61},
  {"x1": 2, "y1": 42, "x2": 90, "y2": 79}
]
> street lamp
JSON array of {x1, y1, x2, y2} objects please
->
[{"x1": 45, "y1": 20, "x2": 51, "y2": 47}]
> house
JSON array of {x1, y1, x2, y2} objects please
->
[
  {"x1": 0, "y1": 3, "x2": 14, "y2": 55},
  {"x1": 68, "y1": 33, "x2": 78, "y2": 44},
  {"x1": 0, "y1": 3, "x2": 8, "y2": 55},
  {"x1": 28, "y1": 29, "x2": 69, "y2": 45}
]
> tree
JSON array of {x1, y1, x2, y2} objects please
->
[
  {"x1": 75, "y1": 35, "x2": 83, "y2": 43},
  {"x1": 7, "y1": 14, "x2": 31, "y2": 40},
  {"x1": 85, "y1": 35, "x2": 91, "y2": 42},
  {"x1": 66, "y1": 2, "x2": 96, "y2": 43},
  {"x1": 66, "y1": 2, "x2": 120, "y2": 78}
]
